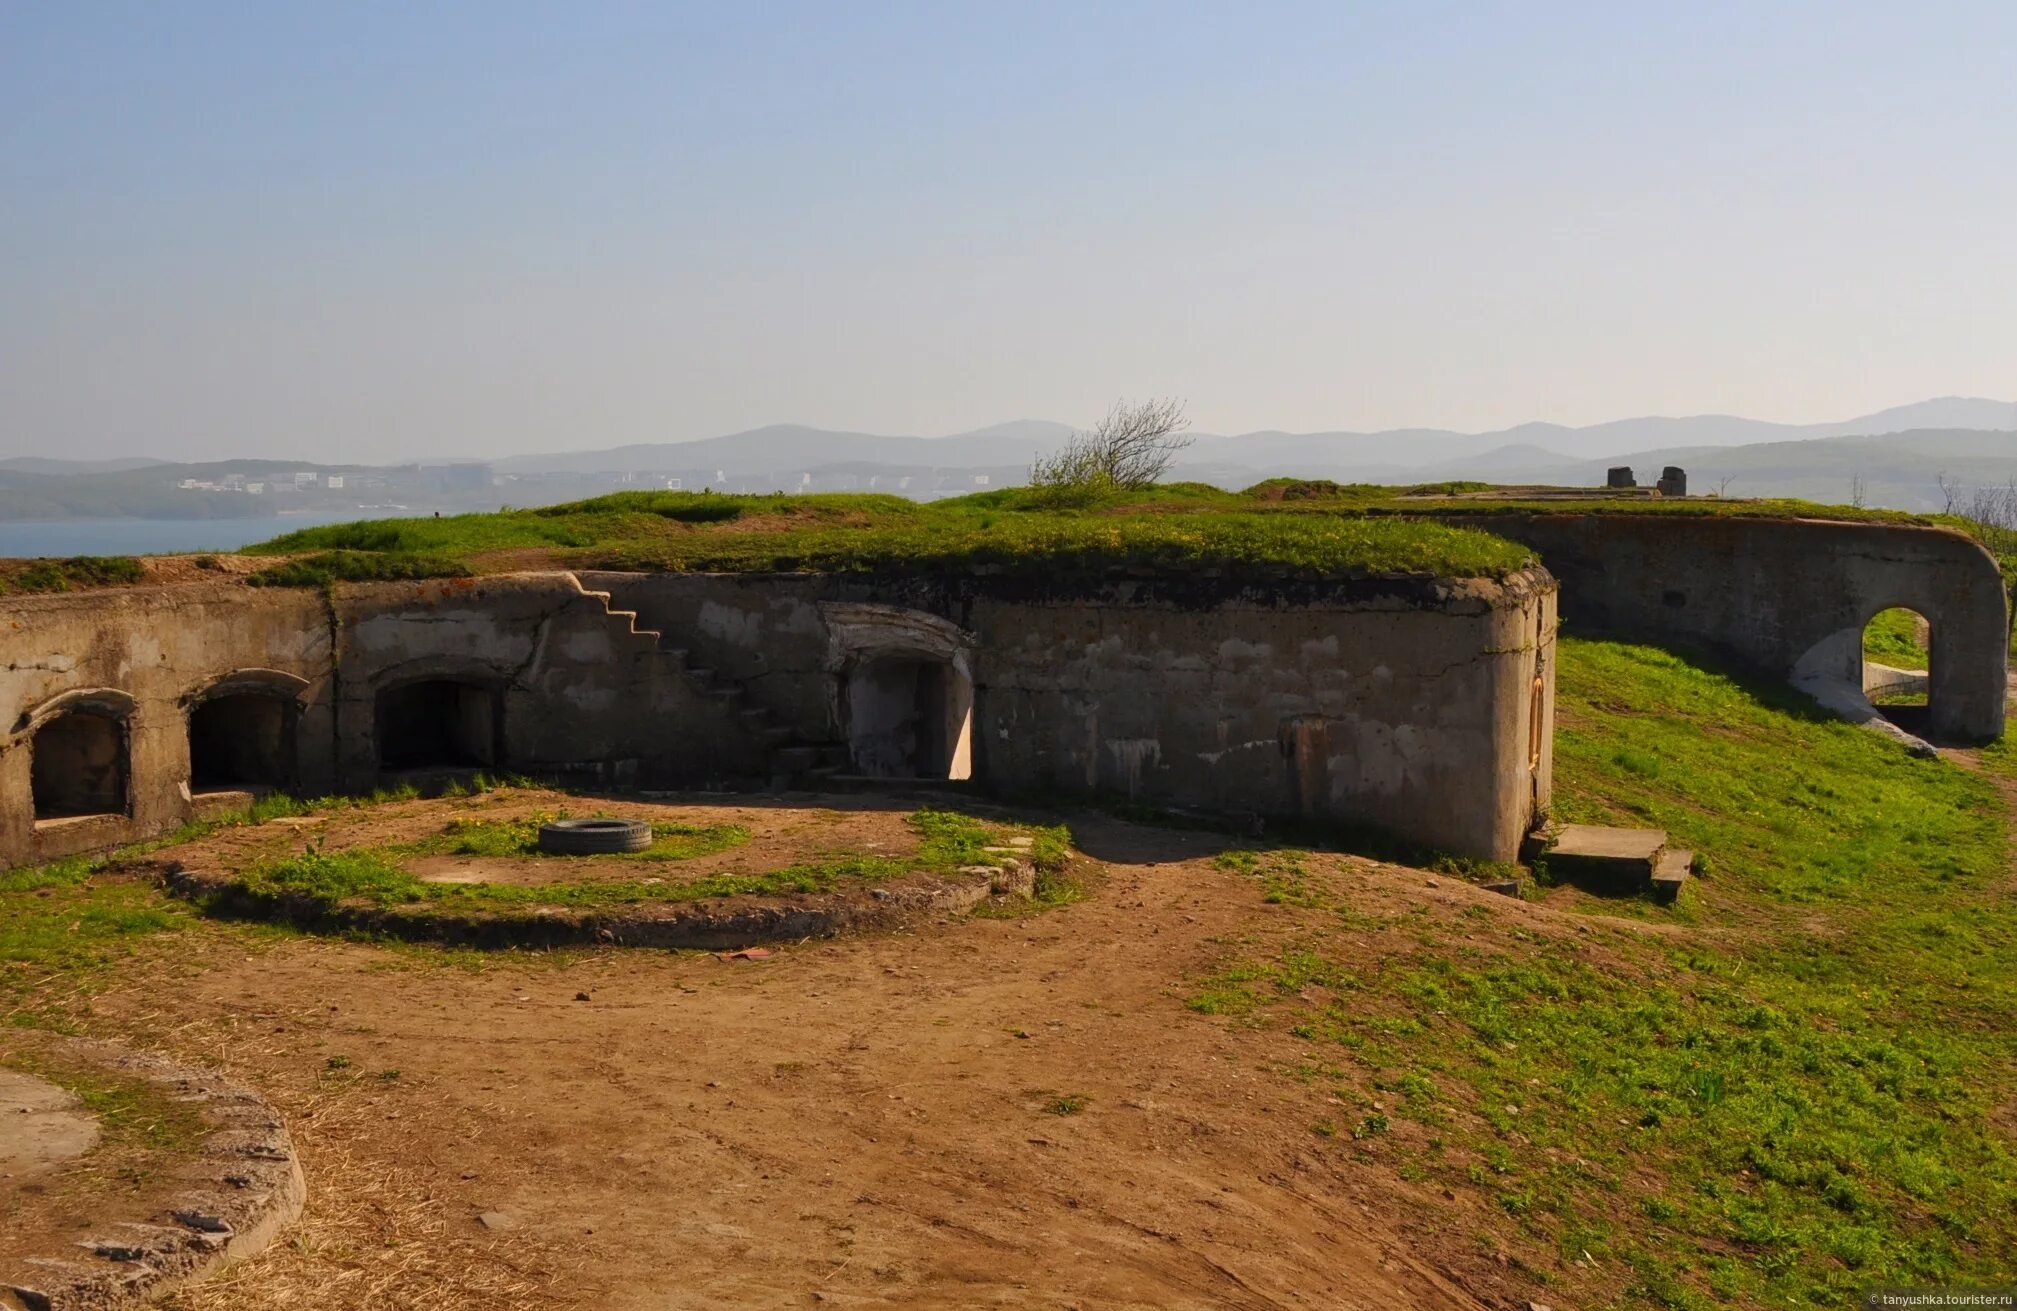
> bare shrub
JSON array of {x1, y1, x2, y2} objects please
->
[{"x1": 1030, "y1": 398, "x2": 1192, "y2": 492}]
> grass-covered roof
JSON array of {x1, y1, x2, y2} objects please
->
[{"x1": 233, "y1": 481, "x2": 1955, "y2": 589}]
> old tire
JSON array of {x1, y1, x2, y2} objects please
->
[{"x1": 537, "y1": 818, "x2": 653, "y2": 855}]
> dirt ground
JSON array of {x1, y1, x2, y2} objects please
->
[{"x1": 35, "y1": 799, "x2": 1629, "y2": 1310}]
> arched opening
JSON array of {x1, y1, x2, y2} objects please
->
[
  {"x1": 845, "y1": 655, "x2": 972, "y2": 780},
  {"x1": 32, "y1": 708, "x2": 130, "y2": 820},
  {"x1": 1862, "y1": 607, "x2": 1931, "y2": 730},
  {"x1": 375, "y1": 679, "x2": 500, "y2": 772},
  {"x1": 189, "y1": 692, "x2": 297, "y2": 792}
]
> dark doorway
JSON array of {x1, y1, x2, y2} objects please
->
[
  {"x1": 189, "y1": 692, "x2": 295, "y2": 791},
  {"x1": 375, "y1": 680, "x2": 500, "y2": 771},
  {"x1": 845, "y1": 657, "x2": 971, "y2": 779},
  {"x1": 32, "y1": 710, "x2": 129, "y2": 819}
]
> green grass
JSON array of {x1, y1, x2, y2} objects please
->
[
  {"x1": 242, "y1": 487, "x2": 1536, "y2": 583},
  {"x1": 0, "y1": 554, "x2": 145, "y2": 594},
  {"x1": 219, "y1": 808, "x2": 1069, "y2": 916},
  {"x1": 246, "y1": 549, "x2": 472, "y2": 588},
  {"x1": 1184, "y1": 637, "x2": 2017, "y2": 1308},
  {"x1": 218, "y1": 478, "x2": 1984, "y2": 591},
  {"x1": 0, "y1": 857, "x2": 193, "y2": 1028},
  {"x1": 400, "y1": 812, "x2": 751, "y2": 862},
  {"x1": 1861, "y1": 607, "x2": 1930, "y2": 671}
]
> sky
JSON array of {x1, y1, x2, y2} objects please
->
[{"x1": 2, "y1": 1, "x2": 2013, "y2": 463}]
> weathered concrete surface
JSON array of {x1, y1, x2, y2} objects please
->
[
  {"x1": 1539, "y1": 823, "x2": 1667, "y2": 892},
  {"x1": 0, "y1": 566, "x2": 1557, "y2": 867},
  {"x1": 0, "y1": 584, "x2": 331, "y2": 865},
  {"x1": 0, "y1": 574, "x2": 763, "y2": 870},
  {"x1": 1794, "y1": 666, "x2": 1939, "y2": 758},
  {"x1": 1, "y1": 1037, "x2": 305, "y2": 1311},
  {"x1": 1862, "y1": 661, "x2": 1929, "y2": 700},
  {"x1": 0, "y1": 1069, "x2": 98, "y2": 1182},
  {"x1": 585, "y1": 569, "x2": 1560, "y2": 861},
  {"x1": 1455, "y1": 514, "x2": 2008, "y2": 742}
]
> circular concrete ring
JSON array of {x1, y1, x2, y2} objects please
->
[{"x1": 537, "y1": 817, "x2": 653, "y2": 855}]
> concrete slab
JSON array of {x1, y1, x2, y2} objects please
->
[
  {"x1": 0, "y1": 1068, "x2": 99, "y2": 1183},
  {"x1": 1652, "y1": 848, "x2": 1692, "y2": 902},
  {"x1": 1540, "y1": 823, "x2": 1666, "y2": 892},
  {"x1": 1546, "y1": 824, "x2": 1666, "y2": 861}
]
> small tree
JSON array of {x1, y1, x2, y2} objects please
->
[{"x1": 1030, "y1": 398, "x2": 1193, "y2": 492}]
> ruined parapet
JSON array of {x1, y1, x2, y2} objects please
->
[
  {"x1": 1606, "y1": 466, "x2": 1637, "y2": 489},
  {"x1": 1450, "y1": 512, "x2": 2007, "y2": 743},
  {"x1": 1656, "y1": 466, "x2": 1687, "y2": 498}
]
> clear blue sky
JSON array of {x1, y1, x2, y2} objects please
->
[{"x1": 2, "y1": 1, "x2": 2011, "y2": 462}]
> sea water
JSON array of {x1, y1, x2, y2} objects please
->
[{"x1": 0, "y1": 513, "x2": 363, "y2": 558}]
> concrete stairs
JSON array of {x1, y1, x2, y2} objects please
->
[
  {"x1": 569, "y1": 577, "x2": 833, "y2": 785},
  {"x1": 1524, "y1": 822, "x2": 1693, "y2": 902}
]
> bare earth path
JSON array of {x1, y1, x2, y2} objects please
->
[{"x1": 63, "y1": 808, "x2": 1562, "y2": 1310}]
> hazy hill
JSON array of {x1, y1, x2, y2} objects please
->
[
  {"x1": 488, "y1": 397, "x2": 2014, "y2": 479},
  {"x1": 4, "y1": 398, "x2": 2013, "y2": 520}
]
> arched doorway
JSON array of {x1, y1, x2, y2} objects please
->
[
  {"x1": 846, "y1": 655, "x2": 970, "y2": 779},
  {"x1": 1862, "y1": 607, "x2": 1931, "y2": 730},
  {"x1": 188, "y1": 691, "x2": 298, "y2": 792},
  {"x1": 374, "y1": 679, "x2": 501, "y2": 772},
  {"x1": 819, "y1": 603, "x2": 975, "y2": 782},
  {"x1": 32, "y1": 708, "x2": 130, "y2": 819}
]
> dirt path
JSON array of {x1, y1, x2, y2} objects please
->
[{"x1": 61, "y1": 809, "x2": 1564, "y2": 1310}]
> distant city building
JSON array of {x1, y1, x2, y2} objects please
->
[
  {"x1": 325, "y1": 475, "x2": 345, "y2": 490},
  {"x1": 245, "y1": 482, "x2": 265, "y2": 494}
]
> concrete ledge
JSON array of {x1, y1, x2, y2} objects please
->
[{"x1": 3, "y1": 1036, "x2": 304, "y2": 1311}]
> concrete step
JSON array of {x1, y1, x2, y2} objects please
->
[
  {"x1": 1651, "y1": 848, "x2": 1692, "y2": 902},
  {"x1": 1539, "y1": 823, "x2": 1667, "y2": 889},
  {"x1": 771, "y1": 746, "x2": 822, "y2": 774}
]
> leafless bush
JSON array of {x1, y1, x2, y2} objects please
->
[
  {"x1": 1031, "y1": 398, "x2": 1192, "y2": 491},
  {"x1": 1940, "y1": 476, "x2": 2017, "y2": 560}
]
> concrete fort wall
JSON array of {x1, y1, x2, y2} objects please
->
[
  {"x1": 0, "y1": 566, "x2": 1555, "y2": 868},
  {"x1": 581, "y1": 569, "x2": 1559, "y2": 861},
  {"x1": 0, "y1": 574, "x2": 760, "y2": 869},
  {"x1": 1454, "y1": 514, "x2": 2008, "y2": 742}
]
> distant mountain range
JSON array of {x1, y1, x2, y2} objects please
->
[
  {"x1": 2, "y1": 397, "x2": 2013, "y2": 522},
  {"x1": 492, "y1": 397, "x2": 2017, "y2": 480}
]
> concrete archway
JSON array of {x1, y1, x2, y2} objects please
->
[
  {"x1": 184, "y1": 670, "x2": 311, "y2": 793},
  {"x1": 374, "y1": 678, "x2": 502, "y2": 772},
  {"x1": 29, "y1": 698, "x2": 133, "y2": 820},
  {"x1": 820, "y1": 603, "x2": 974, "y2": 781}
]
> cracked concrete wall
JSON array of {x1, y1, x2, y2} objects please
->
[
  {"x1": 0, "y1": 584, "x2": 332, "y2": 865},
  {"x1": 0, "y1": 573, "x2": 763, "y2": 869},
  {"x1": 329, "y1": 574, "x2": 763, "y2": 791},
  {"x1": 584, "y1": 569, "x2": 1558, "y2": 860},
  {"x1": 964, "y1": 571, "x2": 1556, "y2": 861},
  {"x1": 0, "y1": 567, "x2": 1555, "y2": 867},
  {"x1": 578, "y1": 572, "x2": 837, "y2": 734},
  {"x1": 1458, "y1": 514, "x2": 2008, "y2": 741}
]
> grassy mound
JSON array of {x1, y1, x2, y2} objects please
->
[
  {"x1": 1186, "y1": 637, "x2": 2017, "y2": 1308},
  {"x1": 401, "y1": 813, "x2": 751, "y2": 862},
  {"x1": 220, "y1": 808, "x2": 1066, "y2": 914},
  {"x1": 243, "y1": 486, "x2": 1537, "y2": 583}
]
